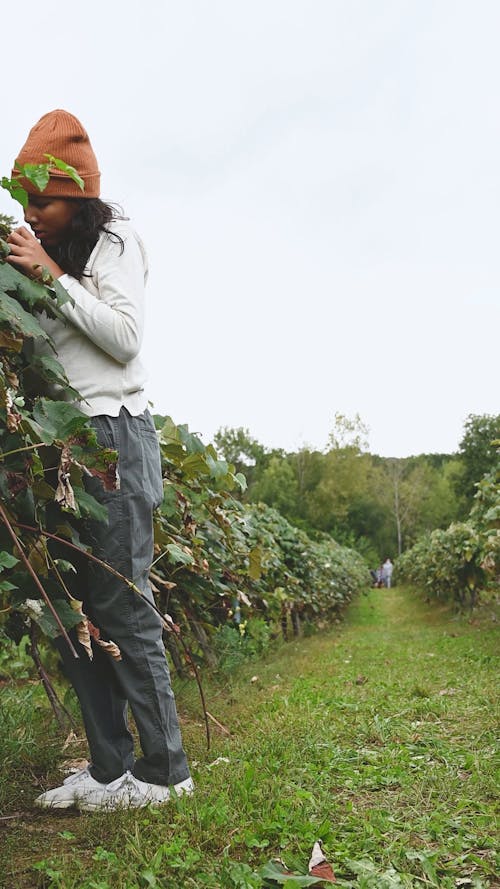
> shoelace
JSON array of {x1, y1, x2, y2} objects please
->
[
  {"x1": 63, "y1": 766, "x2": 91, "y2": 786},
  {"x1": 105, "y1": 770, "x2": 137, "y2": 793}
]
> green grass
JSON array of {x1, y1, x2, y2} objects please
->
[{"x1": 0, "y1": 587, "x2": 498, "y2": 888}]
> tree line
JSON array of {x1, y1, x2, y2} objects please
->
[{"x1": 214, "y1": 412, "x2": 500, "y2": 567}]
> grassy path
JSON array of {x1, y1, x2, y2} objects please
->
[{"x1": 0, "y1": 587, "x2": 498, "y2": 888}]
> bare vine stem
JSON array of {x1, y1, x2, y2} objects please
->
[
  {"x1": 0, "y1": 442, "x2": 48, "y2": 461},
  {"x1": 29, "y1": 622, "x2": 74, "y2": 730},
  {"x1": 0, "y1": 504, "x2": 78, "y2": 658}
]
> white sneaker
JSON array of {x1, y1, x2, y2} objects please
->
[
  {"x1": 77, "y1": 770, "x2": 194, "y2": 812},
  {"x1": 170, "y1": 776, "x2": 195, "y2": 798},
  {"x1": 34, "y1": 766, "x2": 107, "y2": 809}
]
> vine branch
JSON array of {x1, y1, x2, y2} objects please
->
[
  {"x1": 0, "y1": 504, "x2": 78, "y2": 658},
  {"x1": 12, "y1": 519, "x2": 211, "y2": 748}
]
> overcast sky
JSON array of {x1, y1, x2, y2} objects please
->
[{"x1": 1, "y1": 1, "x2": 498, "y2": 457}]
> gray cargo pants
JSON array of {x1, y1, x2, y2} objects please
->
[{"x1": 55, "y1": 407, "x2": 190, "y2": 787}]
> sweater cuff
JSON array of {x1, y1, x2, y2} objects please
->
[{"x1": 57, "y1": 273, "x2": 76, "y2": 289}]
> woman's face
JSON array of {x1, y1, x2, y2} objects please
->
[{"x1": 24, "y1": 196, "x2": 78, "y2": 246}]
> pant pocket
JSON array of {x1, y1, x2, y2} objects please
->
[{"x1": 140, "y1": 429, "x2": 164, "y2": 510}]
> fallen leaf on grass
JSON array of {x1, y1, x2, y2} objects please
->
[
  {"x1": 355, "y1": 675, "x2": 368, "y2": 685},
  {"x1": 207, "y1": 757, "x2": 230, "y2": 769},
  {"x1": 308, "y1": 841, "x2": 336, "y2": 882},
  {"x1": 62, "y1": 731, "x2": 80, "y2": 750},
  {"x1": 438, "y1": 687, "x2": 458, "y2": 696}
]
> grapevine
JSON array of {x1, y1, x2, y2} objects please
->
[{"x1": 0, "y1": 168, "x2": 370, "y2": 711}]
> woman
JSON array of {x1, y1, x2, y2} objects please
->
[{"x1": 6, "y1": 109, "x2": 193, "y2": 812}]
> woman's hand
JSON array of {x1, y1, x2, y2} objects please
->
[{"x1": 6, "y1": 227, "x2": 63, "y2": 280}]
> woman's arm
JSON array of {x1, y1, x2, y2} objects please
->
[
  {"x1": 8, "y1": 225, "x2": 147, "y2": 365},
  {"x1": 58, "y1": 230, "x2": 146, "y2": 364}
]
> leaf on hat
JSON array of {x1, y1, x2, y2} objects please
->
[{"x1": 45, "y1": 154, "x2": 85, "y2": 191}]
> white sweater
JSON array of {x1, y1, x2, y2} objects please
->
[{"x1": 37, "y1": 220, "x2": 149, "y2": 417}]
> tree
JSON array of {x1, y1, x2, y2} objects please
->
[
  {"x1": 213, "y1": 426, "x2": 266, "y2": 469},
  {"x1": 306, "y1": 448, "x2": 372, "y2": 534},
  {"x1": 250, "y1": 456, "x2": 299, "y2": 518},
  {"x1": 213, "y1": 426, "x2": 267, "y2": 492},
  {"x1": 327, "y1": 412, "x2": 370, "y2": 452},
  {"x1": 456, "y1": 414, "x2": 500, "y2": 506}
]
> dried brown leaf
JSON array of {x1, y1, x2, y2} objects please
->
[
  {"x1": 6, "y1": 371, "x2": 20, "y2": 388},
  {"x1": 55, "y1": 445, "x2": 76, "y2": 510},
  {"x1": 62, "y1": 731, "x2": 80, "y2": 750},
  {"x1": 69, "y1": 598, "x2": 93, "y2": 660},
  {"x1": 237, "y1": 590, "x2": 251, "y2": 607},
  {"x1": 163, "y1": 612, "x2": 181, "y2": 634},
  {"x1": 86, "y1": 460, "x2": 120, "y2": 492},
  {"x1": 76, "y1": 619, "x2": 92, "y2": 659},
  {"x1": 0, "y1": 331, "x2": 23, "y2": 352},
  {"x1": 86, "y1": 618, "x2": 121, "y2": 660},
  {"x1": 310, "y1": 861, "x2": 336, "y2": 881},
  {"x1": 95, "y1": 638, "x2": 122, "y2": 661},
  {"x1": 308, "y1": 841, "x2": 336, "y2": 882},
  {"x1": 6, "y1": 389, "x2": 22, "y2": 432}
]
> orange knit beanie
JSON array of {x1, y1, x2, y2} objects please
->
[{"x1": 14, "y1": 109, "x2": 100, "y2": 198}]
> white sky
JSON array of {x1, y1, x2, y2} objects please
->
[{"x1": 1, "y1": 1, "x2": 498, "y2": 457}]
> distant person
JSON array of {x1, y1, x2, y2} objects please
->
[
  {"x1": 375, "y1": 564, "x2": 384, "y2": 588},
  {"x1": 382, "y1": 558, "x2": 394, "y2": 588}
]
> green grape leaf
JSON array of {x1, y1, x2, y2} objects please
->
[
  {"x1": 14, "y1": 162, "x2": 50, "y2": 192},
  {"x1": 44, "y1": 155, "x2": 84, "y2": 191},
  {"x1": 21, "y1": 598, "x2": 83, "y2": 638},
  {"x1": 32, "y1": 399, "x2": 90, "y2": 443},
  {"x1": 0, "y1": 551, "x2": 20, "y2": 571},
  {"x1": 0, "y1": 289, "x2": 50, "y2": 340},
  {"x1": 1, "y1": 176, "x2": 28, "y2": 208},
  {"x1": 29, "y1": 354, "x2": 81, "y2": 399},
  {"x1": 70, "y1": 487, "x2": 108, "y2": 523},
  {"x1": 166, "y1": 543, "x2": 195, "y2": 566}
]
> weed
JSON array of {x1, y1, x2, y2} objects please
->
[{"x1": 211, "y1": 618, "x2": 273, "y2": 672}]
